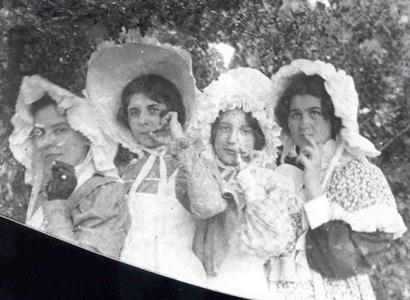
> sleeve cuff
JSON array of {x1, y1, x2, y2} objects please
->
[{"x1": 304, "y1": 194, "x2": 332, "y2": 229}]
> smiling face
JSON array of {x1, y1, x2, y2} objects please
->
[
  {"x1": 213, "y1": 109, "x2": 256, "y2": 166},
  {"x1": 287, "y1": 94, "x2": 332, "y2": 147},
  {"x1": 126, "y1": 93, "x2": 168, "y2": 148},
  {"x1": 32, "y1": 103, "x2": 89, "y2": 172}
]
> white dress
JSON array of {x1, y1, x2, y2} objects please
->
[
  {"x1": 207, "y1": 230, "x2": 274, "y2": 300},
  {"x1": 120, "y1": 151, "x2": 207, "y2": 286}
]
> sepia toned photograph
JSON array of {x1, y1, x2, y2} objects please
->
[{"x1": 0, "y1": 0, "x2": 409, "y2": 299}]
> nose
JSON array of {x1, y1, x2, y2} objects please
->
[
  {"x1": 227, "y1": 128, "x2": 240, "y2": 145},
  {"x1": 138, "y1": 113, "x2": 152, "y2": 127},
  {"x1": 300, "y1": 112, "x2": 313, "y2": 127}
]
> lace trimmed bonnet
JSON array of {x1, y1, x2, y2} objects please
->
[
  {"x1": 9, "y1": 75, "x2": 118, "y2": 185},
  {"x1": 85, "y1": 32, "x2": 197, "y2": 155},
  {"x1": 270, "y1": 59, "x2": 380, "y2": 160},
  {"x1": 187, "y1": 67, "x2": 282, "y2": 163}
]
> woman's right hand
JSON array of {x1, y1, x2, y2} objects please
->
[
  {"x1": 44, "y1": 161, "x2": 77, "y2": 201},
  {"x1": 295, "y1": 136, "x2": 323, "y2": 200}
]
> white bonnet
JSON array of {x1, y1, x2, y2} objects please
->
[
  {"x1": 9, "y1": 75, "x2": 118, "y2": 184},
  {"x1": 271, "y1": 59, "x2": 380, "y2": 158}
]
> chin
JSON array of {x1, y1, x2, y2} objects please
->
[
  {"x1": 221, "y1": 157, "x2": 238, "y2": 166},
  {"x1": 137, "y1": 137, "x2": 160, "y2": 149}
]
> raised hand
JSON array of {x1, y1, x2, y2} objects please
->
[
  {"x1": 295, "y1": 136, "x2": 323, "y2": 200},
  {"x1": 45, "y1": 160, "x2": 77, "y2": 200},
  {"x1": 148, "y1": 111, "x2": 186, "y2": 146}
]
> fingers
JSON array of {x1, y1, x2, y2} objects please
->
[{"x1": 161, "y1": 111, "x2": 178, "y2": 126}]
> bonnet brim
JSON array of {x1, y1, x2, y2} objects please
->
[{"x1": 271, "y1": 59, "x2": 380, "y2": 158}]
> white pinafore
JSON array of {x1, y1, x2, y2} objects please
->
[{"x1": 120, "y1": 148, "x2": 207, "y2": 286}]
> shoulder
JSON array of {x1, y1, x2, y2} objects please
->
[
  {"x1": 74, "y1": 175, "x2": 128, "y2": 211},
  {"x1": 327, "y1": 157, "x2": 394, "y2": 210}
]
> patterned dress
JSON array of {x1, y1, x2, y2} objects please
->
[{"x1": 270, "y1": 140, "x2": 406, "y2": 300}]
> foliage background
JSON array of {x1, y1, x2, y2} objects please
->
[{"x1": 0, "y1": 0, "x2": 409, "y2": 299}]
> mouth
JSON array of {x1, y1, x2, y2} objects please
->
[
  {"x1": 223, "y1": 148, "x2": 238, "y2": 156},
  {"x1": 44, "y1": 153, "x2": 61, "y2": 159},
  {"x1": 299, "y1": 132, "x2": 313, "y2": 139}
]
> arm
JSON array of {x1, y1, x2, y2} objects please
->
[
  {"x1": 305, "y1": 160, "x2": 406, "y2": 279},
  {"x1": 42, "y1": 199, "x2": 76, "y2": 242},
  {"x1": 237, "y1": 167, "x2": 300, "y2": 258},
  {"x1": 306, "y1": 220, "x2": 394, "y2": 280},
  {"x1": 71, "y1": 181, "x2": 131, "y2": 258},
  {"x1": 175, "y1": 152, "x2": 228, "y2": 219}
]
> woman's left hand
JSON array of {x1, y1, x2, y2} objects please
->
[
  {"x1": 295, "y1": 136, "x2": 323, "y2": 200},
  {"x1": 149, "y1": 111, "x2": 186, "y2": 145}
]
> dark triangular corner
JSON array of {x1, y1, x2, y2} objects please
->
[{"x1": 0, "y1": 216, "x2": 243, "y2": 300}]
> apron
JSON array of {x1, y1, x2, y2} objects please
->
[
  {"x1": 120, "y1": 148, "x2": 207, "y2": 286},
  {"x1": 207, "y1": 231, "x2": 273, "y2": 300},
  {"x1": 269, "y1": 141, "x2": 346, "y2": 300}
]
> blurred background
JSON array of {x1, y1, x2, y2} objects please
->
[{"x1": 0, "y1": 0, "x2": 409, "y2": 298}]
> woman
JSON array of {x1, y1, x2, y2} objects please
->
[
  {"x1": 178, "y1": 67, "x2": 299, "y2": 299},
  {"x1": 270, "y1": 59, "x2": 407, "y2": 299},
  {"x1": 85, "y1": 35, "x2": 206, "y2": 285},
  {"x1": 9, "y1": 75, "x2": 130, "y2": 258}
]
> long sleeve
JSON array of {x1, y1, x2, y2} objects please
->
[
  {"x1": 42, "y1": 200, "x2": 76, "y2": 242},
  {"x1": 71, "y1": 181, "x2": 131, "y2": 257},
  {"x1": 236, "y1": 167, "x2": 299, "y2": 258},
  {"x1": 43, "y1": 179, "x2": 131, "y2": 258},
  {"x1": 305, "y1": 220, "x2": 394, "y2": 280},
  {"x1": 305, "y1": 158, "x2": 406, "y2": 279},
  {"x1": 175, "y1": 151, "x2": 228, "y2": 219}
]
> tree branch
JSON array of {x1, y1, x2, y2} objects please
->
[{"x1": 380, "y1": 124, "x2": 410, "y2": 152}]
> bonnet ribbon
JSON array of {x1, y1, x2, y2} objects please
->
[{"x1": 128, "y1": 146, "x2": 168, "y2": 196}]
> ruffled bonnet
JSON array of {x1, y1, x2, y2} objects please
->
[
  {"x1": 85, "y1": 33, "x2": 197, "y2": 155},
  {"x1": 270, "y1": 59, "x2": 380, "y2": 159},
  {"x1": 187, "y1": 67, "x2": 282, "y2": 163},
  {"x1": 9, "y1": 75, "x2": 118, "y2": 185}
]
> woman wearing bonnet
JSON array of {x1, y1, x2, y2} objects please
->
[
  {"x1": 269, "y1": 59, "x2": 407, "y2": 299},
  {"x1": 8, "y1": 75, "x2": 130, "y2": 258},
  {"x1": 177, "y1": 67, "x2": 300, "y2": 299},
  {"x1": 85, "y1": 33, "x2": 207, "y2": 284}
]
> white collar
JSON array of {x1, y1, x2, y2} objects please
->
[{"x1": 74, "y1": 151, "x2": 97, "y2": 191}]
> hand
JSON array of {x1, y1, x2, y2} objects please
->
[
  {"x1": 45, "y1": 161, "x2": 77, "y2": 201},
  {"x1": 295, "y1": 136, "x2": 322, "y2": 200},
  {"x1": 148, "y1": 111, "x2": 186, "y2": 146}
]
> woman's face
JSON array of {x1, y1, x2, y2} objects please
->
[
  {"x1": 213, "y1": 109, "x2": 256, "y2": 166},
  {"x1": 127, "y1": 93, "x2": 168, "y2": 148},
  {"x1": 287, "y1": 94, "x2": 332, "y2": 147},
  {"x1": 32, "y1": 103, "x2": 89, "y2": 172}
]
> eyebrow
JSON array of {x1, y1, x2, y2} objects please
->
[
  {"x1": 147, "y1": 104, "x2": 164, "y2": 109},
  {"x1": 34, "y1": 122, "x2": 69, "y2": 129},
  {"x1": 289, "y1": 106, "x2": 322, "y2": 112}
]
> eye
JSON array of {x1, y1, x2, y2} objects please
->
[
  {"x1": 241, "y1": 126, "x2": 254, "y2": 134},
  {"x1": 218, "y1": 125, "x2": 231, "y2": 132},
  {"x1": 289, "y1": 112, "x2": 302, "y2": 120},
  {"x1": 310, "y1": 110, "x2": 323, "y2": 118},
  {"x1": 31, "y1": 127, "x2": 45, "y2": 138},
  {"x1": 128, "y1": 108, "x2": 140, "y2": 117},
  {"x1": 54, "y1": 125, "x2": 69, "y2": 134},
  {"x1": 148, "y1": 107, "x2": 161, "y2": 114}
]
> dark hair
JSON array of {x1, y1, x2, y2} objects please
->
[
  {"x1": 274, "y1": 74, "x2": 342, "y2": 139},
  {"x1": 30, "y1": 93, "x2": 57, "y2": 116},
  {"x1": 117, "y1": 74, "x2": 186, "y2": 127},
  {"x1": 210, "y1": 110, "x2": 266, "y2": 150}
]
